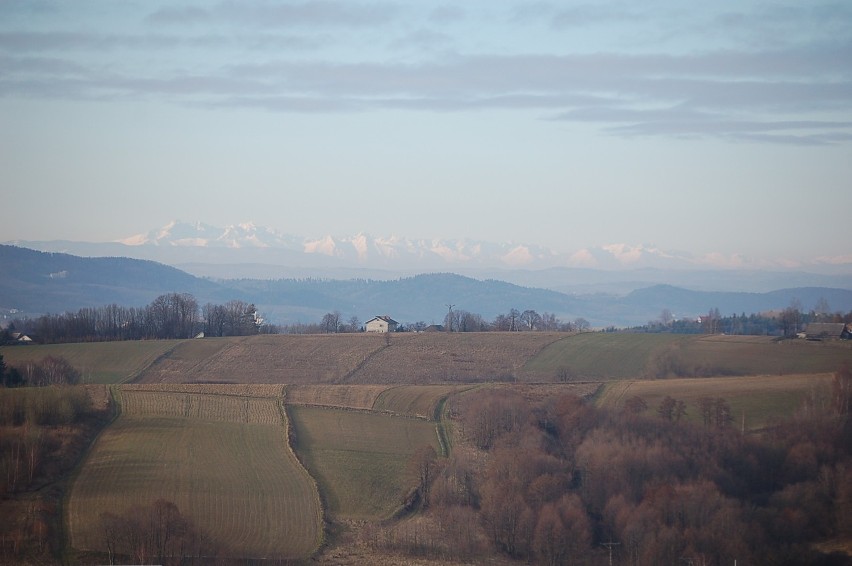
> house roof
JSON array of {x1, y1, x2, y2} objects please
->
[{"x1": 366, "y1": 315, "x2": 398, "y2": 325}]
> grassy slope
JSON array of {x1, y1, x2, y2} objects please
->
[
  {"x1": 0, "y1": 340, "x2": 181, "y2": 384},
  {"x1": 524, "y1": 333, "x2": 852, "y2": 380},
  {"x1": 289, "y1": 406, "x2": 440, "y2": 520},
  {"x1": 67, "y1": 389, "x2": 322, "y2": 560},
  {"x1": 683, "y1": 335, "x2": 852, "y2": 375},
  {"x1": 10, "y1": 332, "x2": 847, "y2": 387},
  {"x1": 524, "y1": 333, "x2": 688, "y2": 379}
]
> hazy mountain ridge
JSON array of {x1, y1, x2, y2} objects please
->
[
  {"x1": 11, "y1": 221, "x2": 851, "y2": 276},
  {"x1": 3, "y1": 245, "x2": 852, "y2": 328}
]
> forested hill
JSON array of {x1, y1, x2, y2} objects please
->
[
  {"x1": 0, "y1": 244, "x2": 227, "y2": 313},
  {"x1": 2, "y1": 244, "x2": 852, "y2": 327}
]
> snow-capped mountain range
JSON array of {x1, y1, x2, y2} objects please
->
[
  {"x1": 6, "y1": 221, "x2": 852, "y2": 297},
  {"x1": 112, "y1": 221, "x2": 753, "y2": 271},
  {"x1": 7, "y1": 221, "x2": 851, "y2": 286}
]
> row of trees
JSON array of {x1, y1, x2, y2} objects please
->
[
  {"x1": 4, "y1": 295, "x2": 262, "y2": 344},
  {"x1": 100, "y1": 499, "x2": 220, "y2": 565},
  {"x1": 284, "y1": 308, "x2": 591, "y2": 334},
  {"x1": 373, "y1": 367, "x2": 852, "y2": 564},
  {"x1": 444, "y1": 308, "x2": 590, "y2": 333},
  {"x1": 642, "y1": 301, "x2": 852, "y2": 337}
]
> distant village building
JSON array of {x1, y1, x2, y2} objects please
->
[
  {"x1": 365, "y1": 315, "x2": 398, "y2": 333},
  {"x1": 804, "y1": 322, "x2": 851, "y2": 340},
  {"x1": 10, "y1": 333, "x2": 33, "y2": 344},
  {"x1": 422, "y1": 324, "x2": 444, "y2": 333}
]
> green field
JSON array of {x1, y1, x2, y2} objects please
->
[
  {"x1": 524, "y1": 333, "x2": 852, "y2": 380},
  {"x1": 67, "y1": 388, "x2": 323, "y2": 560},
  {"x1": 288, "y1": 406, "x2": 440, "y2": 520},
  {"x1": 0, "y1": 340, "x2": 181, "y2": 383},
  {"x1": 594, "y1": 373, "x2": 835, "y2": 429},
  {"x1": 524, "y1": 333, "x2": 687, "y2": 379}
]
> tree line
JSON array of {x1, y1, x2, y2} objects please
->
[
  {"x1": 283, "y1": 308, "x2": 591, "y2": 334},
  {"x1": 2, "y1": 294, "x2": 263, "y2": 344},
  {"x1": 636, "y1": 301, "x2": 852, "y2": 337}
]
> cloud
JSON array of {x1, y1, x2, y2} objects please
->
[
  {"x1": 4, "y1": 2, "x2": 851, "y2": 145},
  {"x1": 146, "y1": 1, "x2": 400, "y2": 28},
  {"x1": 429, "y1": 5, "x2": 465, "y2": 24}
]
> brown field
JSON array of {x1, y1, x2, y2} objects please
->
[
  {"x1": 134, "y1": 332, "x2": 568, "y2": 385},
  {"x1": 67, "y1": 388, "x2": 323, "y2": 561},
  {"x1": 122, "y1": 382, "x2": 285, "y2": 397},
  {"x1": 285, "y1": 383, "x2": 392, "y2": 410},
  {"x1": 594, "y1": 373, "x2": 836, "y2": 429},
  {"x1": 346, "y1": 332, "x2": 565, "y2": 383},
  {"x1": 289, "y1": 405, "x2": 441, "y2": 520},
  {"x1": 372, "y1": 385, "x2": 475, "y2": 419},
  {"x1": 136, "y1": 333, "x2": 388, "y2": 384}
]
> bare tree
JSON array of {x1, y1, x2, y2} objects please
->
[
  {"x1": 321, "y1": 311, "x2": 341, "y2": 334},
  {"x1": 409, "y1": 445, "x2": 438, "y2": 508},
  {"x1": 520, "y1": 310, "x2": 542, "y2": 331}
]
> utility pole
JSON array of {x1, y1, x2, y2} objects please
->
[
  {"x1": 601, "y1": 541, "x2": 620, "y2": 566},
  {"x1": 445, "y1": 304, "x2": 455, "y2": 333}
]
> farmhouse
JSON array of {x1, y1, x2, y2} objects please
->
[
  {"x1": 804, "y1": 322, "x2": 851, "y2": 340},
  {"x1": 10, "y1": 332, "x2": 33, "y2": 344},
  {"x1": 365, "y1": 315, "x2": 398, "y2": 333}
]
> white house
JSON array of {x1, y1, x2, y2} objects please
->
[{"x1": 365, "y1": 315, "x2": 398, "y2": 333}]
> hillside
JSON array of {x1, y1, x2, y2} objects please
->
[
  {"x1": 0, "y1": 244, "x2": 227, "y2": 314},
  {"x1": 3, "y1": 244, "x2": 852, "y2": 327},
  {"x1": 6, "y1": 332, "x2": 843, "y2": 386}
]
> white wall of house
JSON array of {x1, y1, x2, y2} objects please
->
[
  {"x1": 366, "y1": 319, "x2": 390, "y2": 333},
  {"x1": 366, "y1": 317, "x2": 397, "y2": 333}
]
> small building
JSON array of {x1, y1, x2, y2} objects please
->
[
  {"x1": 365, "y1": 315, "x2": 398, "y2": 333},
  {"x1": 422, "y1": 324, "x2": 444, "y2": 333},
  {"x1": 10, "y1": 333, "x2": 33, "y2": 344},
  {"x1": 804, "y1": 322, "x2": 851, "y2": 340}
]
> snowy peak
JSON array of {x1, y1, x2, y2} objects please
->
[
  {"x1": 109, "y1": 221, "x2": 852, "y2": 272},
  {"x1": 119, "y1": 221, "x2": 301, "y2": 250}
]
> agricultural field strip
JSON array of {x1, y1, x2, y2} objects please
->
[
  {"x1": 282, "y1": 385, "x2": 479, "y2": 423},
  {"x1": 69, "y1": 416, "x2": 321, "y2": 557},
  {"x1": 69, "y1": 388, "x2": 323, "y2": 559},
  {"x1": 288, "y1": 405, "x2": 441, "y2": 520},
  {"x1": 0, "y1": 340, "x2": 183, "y2": 384}
]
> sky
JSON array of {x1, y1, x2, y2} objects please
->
[{"x1": 2, "y1": 0, "x2": 851, "y2": 267}]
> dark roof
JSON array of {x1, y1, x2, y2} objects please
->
[{"x1": 368, "y1": 315, "x2": 398, "y2": 325}]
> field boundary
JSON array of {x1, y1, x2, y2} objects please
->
[
  {"x1": 62, "y1": 386, "x2": 121, "y2": 562},
  {"x1": 337, "y1": 341, "x2": 390, "y2": 384},
  {"x1": 126, "y1": 341, "x2": 185, "y2": 383},
  {"x1": 285, "y1": 401, "x2": 433, "y2": 421},
  {"x1": 278, "y1": 396, "x2": 326, "y2": 557}
]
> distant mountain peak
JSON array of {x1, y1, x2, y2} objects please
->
[{"x1": 70, "y1": 220, "x2": 852, "y2": 273}]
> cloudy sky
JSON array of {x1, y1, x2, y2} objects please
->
[{"x1": 2, "y1": 1, "x2": 851, "y2": 267}]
